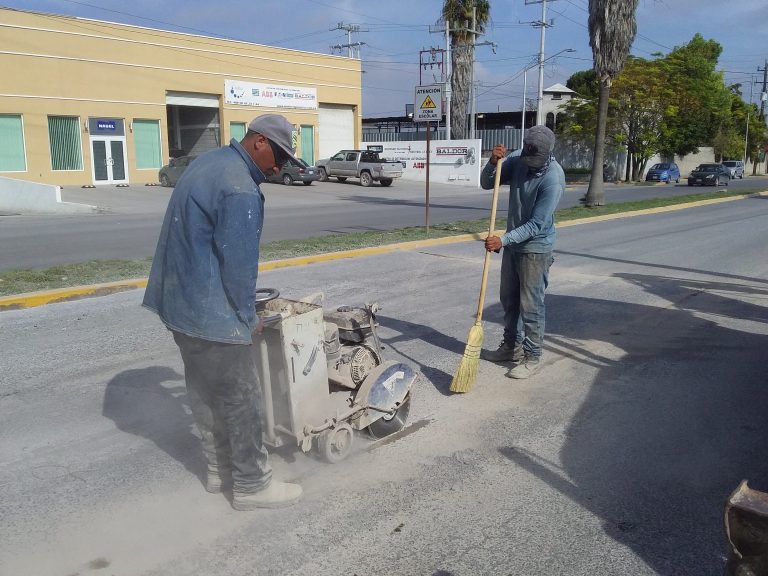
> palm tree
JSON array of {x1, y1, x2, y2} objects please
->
[
  {"x1": 442, "y1": 0, "x2": 490, "y2": 140},
  {"x1": 584, "y1": 0, "x2": 639, "y2": 206}
]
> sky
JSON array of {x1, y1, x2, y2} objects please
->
[{"x1": 6, "y1": 0, "x2": 768, "y2": 118}]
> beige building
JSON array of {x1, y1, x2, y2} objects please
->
[{"x1": 0, "y1": 7, "x2": 362, "y2": 187}]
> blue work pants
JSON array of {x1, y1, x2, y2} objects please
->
[
  {"x1": 499, "y1": 250, "x2": 554, "y2": 358},
  {"x1": 173, "y1": 331, "x2": 272, "y2": 493}
]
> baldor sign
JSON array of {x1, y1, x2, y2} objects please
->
[{"x1": 414, "y1": 85, "x2": 443, "y2": 122}]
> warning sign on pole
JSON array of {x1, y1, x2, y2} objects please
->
[{"x1": 414, "y1": 85, "x2": 443, "y2": 122}]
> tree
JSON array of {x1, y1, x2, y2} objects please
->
[
  {"x1": 442, "y1": 0, "x2": 490, "y2": 140},
  {"x1": 566, "y1": 69, "x2": 599, "y2": 100},
  {"x1": 657, "y1": 34, "x2": 729, "y2": 159},
  {"x1": 584, "y1": 0, "x2": 639, "y2": 206},
  {"x1": 611, "y1": 57, "x2": 674, "y2": 180},
  {"x1": 561, "y1": 35, "x2": 756, "y2": 181}
]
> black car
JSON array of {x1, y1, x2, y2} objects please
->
[
  {"x1": 687, "y1": 164, "x2": 730, "y2": 187},
  {"x1": 267, "y1": 158, "x2": 321, "y2": 186}
]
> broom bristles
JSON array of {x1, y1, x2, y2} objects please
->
[{"x1": 450, "y1": 322, "x2": 484, "y2": 393}]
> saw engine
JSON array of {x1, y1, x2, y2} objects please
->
[{"x1": 322, "y1": 304, "x2": 383, "y2": 390}]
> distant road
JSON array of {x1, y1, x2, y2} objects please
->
[{"x1": 1, "y1": 176, "x2": 766, "y2": 271}]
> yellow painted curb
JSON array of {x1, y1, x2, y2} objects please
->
[
  {"x1": 0, "y1": 278, "x2": 148, "y2": 310},
  {"x1": 259, "y1": 232, "x2": 486, "y2": 271},
  {"x1": 2, "y1": 191, "x2": 765, "y2": 311},
  {"x1": 557, "y1": 191, "x2": 768, "y2": 227}
]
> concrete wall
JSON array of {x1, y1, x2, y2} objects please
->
[
  {"x1": 0, "y1": 176, "x2": 95, "y2": 214},
  {"x1": 556, "y1": 139, "x2": 768, "y2": 180}
]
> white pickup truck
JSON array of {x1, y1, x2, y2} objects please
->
[{"x1": 315, "y1": 150, "x2": 403, "y2": 187}]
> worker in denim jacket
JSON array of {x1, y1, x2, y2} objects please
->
[{"x1": 143, "y1": 114, "x2": 302, "y2": 510}]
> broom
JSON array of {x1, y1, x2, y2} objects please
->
[{"x1": 450, "y1": 158, "x2": 503, "y2": 393}]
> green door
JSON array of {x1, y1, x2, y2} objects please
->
[{"x1": 300, "y1": 125, "x2": 314, "y2": 164}]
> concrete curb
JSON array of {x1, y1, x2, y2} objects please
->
[{"x1": 2, "y1": 191, "x2": 765, "y2": 311}]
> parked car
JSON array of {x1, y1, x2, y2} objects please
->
[
  {"x1": 645, "y1": 162, "x2": 680, "y2": 183},
  {"x1": 722, "y1": 160, "x2": 745, "y2": 179},
  {"x1": 315, "y1": 150, "x2": 403, "y2": 187},
  {"x1": 267, "y1": 158, "x2": 321, "y2": 186},
  {"x1": 687, "y1": 164, "x2": 730, "y2": 187},
  {"x1": 158, "y1": 155, "x2": 196, "y2": 187}
]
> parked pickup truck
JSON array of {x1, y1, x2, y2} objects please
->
[{"x1": 315, "y1": 150, "x2": 403, "y2": 187}]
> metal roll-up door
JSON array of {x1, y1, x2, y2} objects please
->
[
  {"x1": 319, "y1": 104, "x2": 354, "y2": 160},
  {"x1": 166, "y1": 92, "x2": 220, "y2": 108}
]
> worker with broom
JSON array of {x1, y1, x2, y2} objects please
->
[{"x1": 480, "y1": 125, "x2": 565, "y2": 379}]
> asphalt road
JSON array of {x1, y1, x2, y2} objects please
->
[
  {"x1": 2, "y1": 175, "x2": 766, "y2": 271},
  {"x1": 2, "y1": 196, "x2": 767, "y2": 575}
]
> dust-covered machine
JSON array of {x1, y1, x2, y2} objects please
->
[{"x1": 252, "y1": 289, "x2": 416, "y2": 463}]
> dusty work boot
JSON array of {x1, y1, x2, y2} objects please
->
[
  {"x1": 482, "y1": 341, "x2": 524, "y2": 364},
  {"x1": 232, "y1": 481, "x2": 303, "y2": 511},
  {"x1": 506, "y1": 356, "x2": 541, "y2": 379},
  {"x1": 205, "y1": 467, "x2": 232, "y2": 494}
]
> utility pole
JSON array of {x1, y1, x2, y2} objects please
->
[
  {"x1": 429, "y1": 20, "x2": 452, "y2": 139},
  {"x1": 330, "y1": 22, "x2": 368, "y2": 58},
  {"x1": 469, "y1": 6, "x2": 477, "y2": 140},
  {"x1": 434, "y1": 9, "x2": 493, "y2": 140},
  {"x1": 758, "y1": 60, "x2": 767, "y2": 122},
  {"x1": 523, "y1": 0, "x2": 558, "y2": 125},
  {"x1": 445, "y1": 21, "x2": 451, "y2": 140},
  {"x1": 419, "y1": 48, "x2": 447, "y2": 139},
  {"x1": 470, "y1": 39, "x2": 496, "y2": 140},
  {"x1": 759, "y1": 61, "x2": 767, "y2": 174}
]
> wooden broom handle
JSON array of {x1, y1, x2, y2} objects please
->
[{"x1": 475, "y1": 161, "x2": 503, "y2": 322}]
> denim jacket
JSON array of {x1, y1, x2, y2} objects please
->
[
  {"x1": 480, "y1": 151, "x2": 565, "y2": 253},
  {"x1": 143, "y1": 139, "x2": 266, "y2": 344}
]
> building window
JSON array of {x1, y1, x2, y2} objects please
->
[
  {"x1": 0, "y1": 114, "x2": 26, "y2": 172},
  {"x1": 230, "y1": 122, "x2": 246, "y2": 142},
  {"x1": 551, "y1": 94, "x2": 562, "y2": 100},
  {"x1": 133, "y1": 119, "x2": 162, "y2": 169},
  {"x1": 48, "y1": 116, "x2": 83, "y2": 171}
]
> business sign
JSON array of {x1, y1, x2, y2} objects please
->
[
  {"x1": 361, "y1": 138, "x2": 481, "y2": 186},
  {"x1": 224, "y1": 80, "x2": 318, "y2": 109},
  {"x1": 88, "y1": 118, "x2": 125, "y2": 136},
  {"x1": 413, "y1": 85, "x2": 443, "y2": 122}
]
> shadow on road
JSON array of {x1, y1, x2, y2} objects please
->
[
  {"x1": 498, "y1": 270, "x2": 768, "y2": 575},
  {"x1": 101, "y1": 366, "x2": 206, "y2": 485},
  {"x1": 377, "y1": 315, "x2": 466, "y2": 397}
]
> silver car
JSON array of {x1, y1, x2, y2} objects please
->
[
  {"x1": 722, "y1": 160, "x2": 745, "y2": 179},
  {"x1": 158, "y1": 155, "x2": 196, "y2": 187}
]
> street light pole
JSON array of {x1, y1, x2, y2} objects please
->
[
  {"x1": 744, "y1": 111, "x2": 750, "y2": 165},
  {"x1": 521, "y1": 68, "x2": 528, "y2": 147},
  {"x1": 470, "y1": 39, "x2": 497, "y2": 140},
  {"x1": 521, "y1": 48, "x2": 574, "y2": 139}
]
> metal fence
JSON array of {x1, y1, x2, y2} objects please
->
[{"x1": 362, "y1": 128, "x2": 522, "y2": 152}]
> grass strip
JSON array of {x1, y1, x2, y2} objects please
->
[{"x1": 0, "y1": 188, "x2": 760, "y2": 297}]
